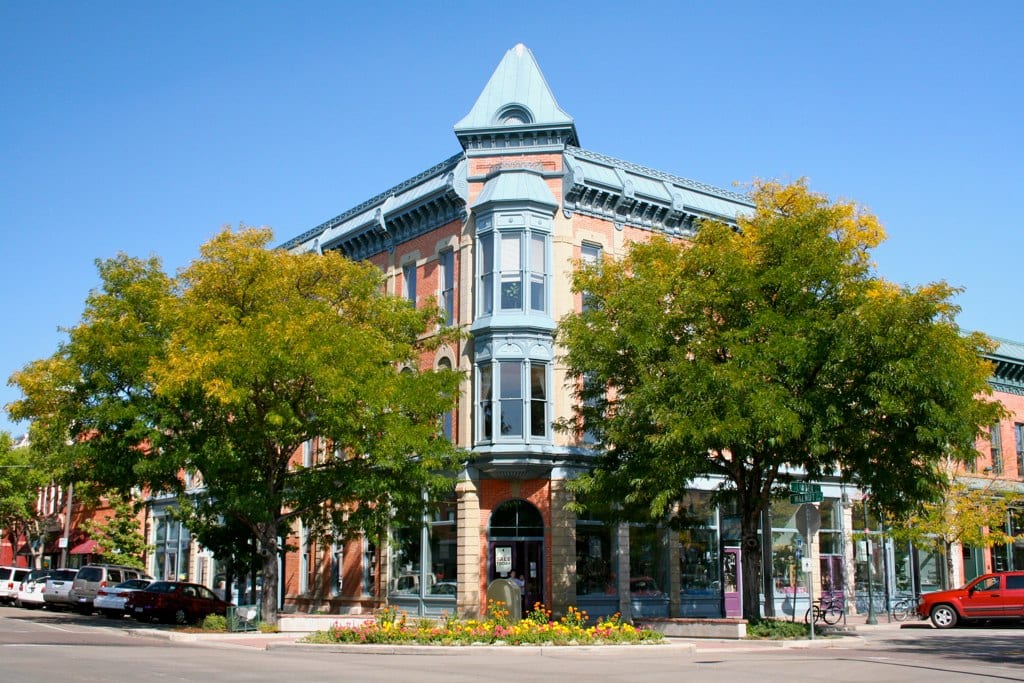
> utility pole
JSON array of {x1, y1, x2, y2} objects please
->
[{"x1": 59, "y1": 482, "x2": 73, "y2": 569}]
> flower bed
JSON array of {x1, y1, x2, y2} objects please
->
[{"x1": 303, "y1": 601, "x2": 664, "y2": 646}]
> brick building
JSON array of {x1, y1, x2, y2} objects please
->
[{"x1": 147, "y1": 44, "x2": 1021, "y2": 620}]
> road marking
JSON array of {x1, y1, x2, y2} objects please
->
[{"x1": 31, "y1": 621, "x2": 74, "y2": 633}]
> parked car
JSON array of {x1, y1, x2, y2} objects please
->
[
  {"x1": 630, "y1": 576, "x2": 663, "y2": 597},
  {"x1": 94, "y1": 578, "x2": 153, "y2": 618},
  {"x1": 0, "y1": 566, "x2": 30, "y2": 604},
  {"x1": 916, "y1": 571, "x2": 1024, "y2": 628},
  {"x1": 16, "y1": 569, "x2": 54, "y2": 609},
  {"x1": 69, "y1": 564, "x2": 150, "y2": 613},
  {"x1": 126, "y1": 581, "x2": 230, "y2": 625},
  {"x1": 42, "y1": 569, "x2": 79, "y2": 609}
]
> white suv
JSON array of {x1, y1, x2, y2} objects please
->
[
  {"x1": 0, "y1": 566, "x2": 30, "y2": 604},
  {"x1": 69, "y1": 564, "x2": 150, "y2": 612}
]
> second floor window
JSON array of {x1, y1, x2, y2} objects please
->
[
  {"x1": 990, "y1": 424, "x2": 1003, "y2": 475},
  {"x1": 1016, "y1": 423, "x2": 1024, "y2": 478},
  {"x1": 439, "y1": 249, "x2": 455, "y2": 324},
  {"x1": 403, "y1": 263, "x2": 417, "y2": 306},
  {"x1": 477, "y1": 360, "x2": 549, "y2": 442},
  {"x1": 580, "y1": 242, "x2": 602, "y2": 313}
]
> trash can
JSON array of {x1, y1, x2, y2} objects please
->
[{"x1": 486, "y1": 579, "x2": 522, "y2": 622}]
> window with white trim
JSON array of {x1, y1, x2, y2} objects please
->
[
  {"x1": 439, "y1": 249, "x2": 455, "y2": 324},
  {"x1": 580, "y1": 242, "x2": 602, "y2": 313},
  {"x1": 477, "y1": 227, "x2": 550, "y2": 316},
  {"x1": 477, "y1": 359, "x2": 549, "y2": 442},
  {"x1": 403, "y1": 262, "x2": 417, "y2": 307}
]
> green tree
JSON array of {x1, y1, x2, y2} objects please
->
[
  {"x1": 0, "y1": 435, "x2": 54, "y2": 569},
  {"x1": 81, "y1": 493, "x2": 151, "y2": 570},
  {"x1": 888, "y1": 461, "x2": 1024, "y2": 585},
  {"x1": 558, "y1": 180, "x2": 1004, "y2": 621},
  {"x1": 9, "y1": 227, "x2": 463, "y2": 624}
]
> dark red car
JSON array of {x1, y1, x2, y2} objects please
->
[
  {"x1": 125, "y1": 581, "x2": 230, "y2": 625},
  {"x1": 916, "y1": 571, "x2": 1024, "y2": 628}
]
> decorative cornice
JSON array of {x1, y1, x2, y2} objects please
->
[
  {"x1": 277, "y1": 153, "x2": 465, "y2": 252},
  {"x1": 457, "y1": 125, "x2": 577, "y2": 156},
  {"x1": 333, "y1": 181, "x2": 468, "y2": 262},
  {"x1": 562, "y1": 146, "x2": 753, "y2": 236},
  {"x1": 567, "y1": 146, "x2": 752, "y2": 204}
]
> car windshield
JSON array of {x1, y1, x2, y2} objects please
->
[
  {"x1": 116, "y1": 579, "x2": 151, "y2": 589},
  {"x1": 51, "y1": 570, "x2": 77, "y2": 581}
]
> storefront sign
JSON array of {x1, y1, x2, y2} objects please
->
[{"x1": 495, "y1": 546, "x2": 512, "y2": 573}]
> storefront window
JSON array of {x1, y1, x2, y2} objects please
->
[
  {"x1": 629, "y1": 525, "x2": 667, "y2": 598},
  {"x1": 772, "y1": 530, "x2": 802, "y2": 595},
  {"x1": 576, "y1": 521, "x2": 616, "y2": 596},
  {"x1": 389, "y1": 497, "x2": 457, "y2": 599},
  {"x1": 678, "y1": 491, "x2": 719, "y2": 595}
]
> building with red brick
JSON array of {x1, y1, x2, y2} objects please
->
[{"x1": 138, "y1": 45, "x2": 1023, "y2": 621}]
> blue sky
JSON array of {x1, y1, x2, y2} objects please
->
[{"x1": 2, "y1": 1, "x2": 1021, "y2": 436}]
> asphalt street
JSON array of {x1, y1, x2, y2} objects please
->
[{"x1": 1, "y1": 605, "x2": 1023, "y2": 682}]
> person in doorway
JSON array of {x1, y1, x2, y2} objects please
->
[{"x1": 509, "y1": 570, "x2": 525, "y2": 589}]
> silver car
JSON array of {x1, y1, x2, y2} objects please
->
[
  {"x1": 41, "y1": 569, "x2": 79, "y2": 609},
  {"x1": 94, "y1": 578, "x2": 152, "y2": 618}
]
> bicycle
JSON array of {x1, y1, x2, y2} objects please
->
[
  {"x1": 891, "y1": 595, "x2": 917, "y2": 622},
  {"x1": 804, "y1": 596, "x2": 845, "y2": 625}
]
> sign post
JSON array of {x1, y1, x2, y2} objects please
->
[{"x1": 790, "y1": 487, "x2": 822, "y2": 641}]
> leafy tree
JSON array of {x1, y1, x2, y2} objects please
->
[
  {"x1": 888, "y1": 461, "x2": 1024, "y2": 585},
  {"x1": 558, "y1": 180, "x2": 1004, "y2": 621},
  {"x1": 80, "y1": 493, "x2": 151, "y2": 570},
  {"x1": 0, "y1": 435, "x2": 54, "y2": 569},
  {"x1": 9, "y1": 227, "x2": 463, "y2": 624}
]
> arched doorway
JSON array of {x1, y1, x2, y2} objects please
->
[{"x1": 488, "y1": 499, "x2": 544, "y2": 613}]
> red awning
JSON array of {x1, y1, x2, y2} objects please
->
[{"x1": 69, "y1": 539, "x2": 100, "y2": 555}]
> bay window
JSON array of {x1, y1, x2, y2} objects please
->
[
  {"x1": 477, "y1": 358, "x2": 550, "y2": 443},
  {"x1": 476, "y1": 222, "x2": 550, "y2": 317}
]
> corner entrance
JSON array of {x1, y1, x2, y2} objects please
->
[{"x1": 488, "y1": 499, "x2": 544, "y2": 614}]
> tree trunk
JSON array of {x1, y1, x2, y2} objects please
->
[
  {"x1": 740, "y1": 516, "x2": 763, "y2": 622},
  {"x1": 943, "y1": 541, "x2": 956, "y2": 590},
  {"x1": 257, "y1": 527, "x2": 280, "y2": 625}
]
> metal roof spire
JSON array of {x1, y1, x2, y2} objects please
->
[{"x1": 454, "y1": 44, "x2": 578, "y2": 152}]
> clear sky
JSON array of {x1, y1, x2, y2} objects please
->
[{"x1": 2, "y1": 1, "x2": 1021, "y2": 437}]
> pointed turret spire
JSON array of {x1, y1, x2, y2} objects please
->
[{"x1": 455, "y1": 44, "x2": 578, "y2": 153}]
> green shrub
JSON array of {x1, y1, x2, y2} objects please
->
[
  {"x1": 258, "y1": 622, "x2": 278, "y2": 633},
  {"x1": 745, "y1": 619, "x2": 811, "y2": 640},
  {"x1": 202, "y1": 614, "x2": 228, "y2": 631}
]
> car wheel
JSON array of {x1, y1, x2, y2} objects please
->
[
  {"x1": 173, "y1": 608, "x2": 190, "y2": 625},
  {"x1": 930, "y1": 604, "x2": 958, "y2": 629}
]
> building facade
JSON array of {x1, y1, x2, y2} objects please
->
[{"x1": 130, "y1": 46, "x2": 1024, "y2": 621}]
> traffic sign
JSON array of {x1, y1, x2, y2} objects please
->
[
  {"x1": 795, "y1": 503, "x2": 822, "y2": 536},
  {"x1": 789, "y1": 482, "x2": 822, "y2": 494},
  {"x1": 789, "y1": 492, "x2": 824, "y2": 504}
]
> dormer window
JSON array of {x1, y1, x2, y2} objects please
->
[{"x1": 497, "y1": 105, "x2": 532, "y2": 126}]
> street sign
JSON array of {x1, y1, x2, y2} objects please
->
[
  {"x1": 795, "y1": 503, "x2": 822, "y2": 536},
  {"x1": 789, "y1": 492, "x2": 824, "y2": 504},
  {"x1": 789, "y1": 482, "x2": 821, "y2": 494}
]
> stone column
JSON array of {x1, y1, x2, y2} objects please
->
[
  {"x1": 456, "y1": 471, "x2": 482, "y2": 619},
  {"x1": 667, "y1": 525, "x2": 681, "y2": 617},
  {"x1": 549, "y1": 478, "x2": 576, "y2": 617},
  {"x1": 617, "y1": 522, "x2": 632, "y2": 621}
]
